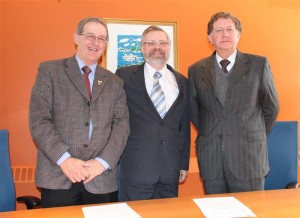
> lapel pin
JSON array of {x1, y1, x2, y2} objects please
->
[{"x1": 97, "y1": 80, "x2": 102, "y2": 85}]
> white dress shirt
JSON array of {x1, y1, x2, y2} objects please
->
[
  {"x1": 216, "y1": 49, "x2": 238, "y2": 72},
  {"x1": 144, "y1": 62, "x2": 179, "y2": 111}
]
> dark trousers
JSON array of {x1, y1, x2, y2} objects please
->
[
  {"x1": 119, "y1": 180, "x2": 178, "y2": 201},
  {"x1": 41, "y1": 182, "x2": 118, "y2": 208},
  {"x1": 203, "y1": 151, "x2": 265, "y2": 194}
]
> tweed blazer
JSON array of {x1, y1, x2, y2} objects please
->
[
  {"x1": 188, "y1": 51, "x2": 279, "y2": 180},
  {"x1": 29, "y1": 56, "x2": 130, "y2": 194},
  {"x1": 116, "y1": 63, "x2": 190, "y2": 185}
]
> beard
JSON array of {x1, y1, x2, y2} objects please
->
[{"x1": 143, "y1": 48, "x2": 169, "y2": 67}]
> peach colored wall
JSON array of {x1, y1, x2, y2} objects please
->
[{"x1": 1, "y1": 0, "x2": 300, "y2": 209}]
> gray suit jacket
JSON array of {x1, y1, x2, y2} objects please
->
[
  {"x1": 188, "y1": 51, "x2": 279, "y2": 180},
  {"x1": 29, "y1": 56, "x2": 130, "y2": 194}
]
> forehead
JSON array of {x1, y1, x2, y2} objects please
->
[
  {"x1": 213, "y1": 18, "x2": 235, "y2": 28},
  {"x1": 144, "y1": 30, "x2": 168, "y2": 40},
  {"x1": 83, "y1": 22, "x2": 107, "y2": 35}
]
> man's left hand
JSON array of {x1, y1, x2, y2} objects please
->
[
  {"x1": 179, "y1": 170, "x2": 188, "y2": 183},
  {"x1": 83, "y1": 159, "x2": 105, "y2": 184}
]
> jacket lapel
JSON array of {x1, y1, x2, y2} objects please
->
[
  {"x1": 91, "y1": 66, "x2": 109, "y2": 101},
  {"x1": 224, "y1": 51, "x2": 249, "y2": 109},
  {"x1": 201, "y1": 54, "x2": 215, "y2": 94},
  {"x1": 228, "y1": 51, "x2": 249, "y2": 89},
  {"x1": 133, "y1": 64, "x2": 161, "y2": 118},
  {"x1": 164, "y1": 65, "x2": 184, "y2": 116},
  {"x1": 65, "y1": 56, "x2": 90, "y2": 100}
]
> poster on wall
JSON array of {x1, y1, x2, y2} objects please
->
[{"x1": 102, "y1": 18, "x2": 178, "y2": 73}]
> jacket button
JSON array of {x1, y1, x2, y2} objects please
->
[
  {"x1": 83, "y1": 144, "x2": 88, "y2": 148},
  {"x1": 87, "y1": 102, "x2": 90, "y2": 107},
  {"x1": 161, "y1": 140, "x2": 166, "y2": 144},
  {"x1": 85, "y1": 122, "x2": 89, "y2": 126}
]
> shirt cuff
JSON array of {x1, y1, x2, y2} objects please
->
[
  {"x1": 95, "y1": 157, "x2": 110, "y2": 170},
  {"x1": 57, "y1": 152, "x2": 71, "y2": 165}
]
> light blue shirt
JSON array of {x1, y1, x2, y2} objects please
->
[{"x1": 57, "y1": 56, "x2": 110, "y2": 170}]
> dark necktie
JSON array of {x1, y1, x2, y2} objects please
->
[
  {"x1": 82, "y1": 66, "x2": 92, "y2": 99},
  {"x1": 150, "y1": 72, "x2": 167, "y2": 118},
  {"x1": 220, "y1": 59, "x2": 230, "y2": 73}
]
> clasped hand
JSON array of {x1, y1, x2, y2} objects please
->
[{"x1": 60, "y1": 157, "x2": 105, "y2": 184}]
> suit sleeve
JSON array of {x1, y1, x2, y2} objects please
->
[
  {"x1": 260, "y1": 58, "x2": 280, "y2": 135},
  {"x1": 97, "y1": 77, "x2": 130, "y2": 169},
  {"x1": 29, "y1": 63, "x2": 70, "y2": 163},
  {"x1": 188, "y1": 66, "x2": 201, "y2": 131},
  {"x1": 180, "y1": 79, "x2": 191, "y2": 170}
]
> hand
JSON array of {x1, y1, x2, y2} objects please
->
[
  {"x1": 179, "y1": 170, "x2": 188, "y2": 183},
  {"x1": 60, "y1": 157, "x2": 90, "y2": 183},
  {"x1": 83, "y1": 159, "x2": 106, "y2": 184}
]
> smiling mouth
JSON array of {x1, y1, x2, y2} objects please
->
[{"x1": 88, "y1": 47, "x2": 98, "y2": 52}]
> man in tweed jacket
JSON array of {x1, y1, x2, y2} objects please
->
[
  {"x1": 188, "y1": 12, "x2": 279, "y2": 194},
  {"x1": 29, "y1": 17, "x2": 129, "y2": 207}
]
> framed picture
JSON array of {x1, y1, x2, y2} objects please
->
[{"x1": 102, "y1": 18, "x2": 178, "y2": 73}]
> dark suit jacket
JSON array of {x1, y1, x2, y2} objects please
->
[
  {"x1": 188, "y1": 51, "x2": 279, "y2": 180},
  {"x1": 116, "y1": 63, "x2": 190, "y2": 185},
  {"x1": 29, "y1": 56, "x2": 130, "y2": 194}
]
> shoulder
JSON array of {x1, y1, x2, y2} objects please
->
[
  {"x1": 238, "y1": 51, "x2": 267, "y2": 64},
  {"x1": 39, "y1": 58, "x2": 66, "y2": 68},
  {"x1": 38, "y1": 57, "x2": 74, "y2": 73},
  {"x1": 190, "y1": 56, "x2": 211, "y2": 67},
  {"x1": 115, "y1": 64, "x2": 142, "y2": 78},
  {"x1": 97, "y1": 66, "x2": 124, "y2": 84},
  {"x1": 188, "y1": 55, "x2": 212, "y2": 74},
  {"x1": 170, "y1": 67, "x2": 188, "y2": 82}
]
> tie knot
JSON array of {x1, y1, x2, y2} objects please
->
[
  {"x1": 153, "y1": 72, "x2": 162, "y2": 80},
  {"x1": 220, "y1": 59, "x2": 230, "y2": 73},
  {"x1": 82, "y1": 66, "x2": 92, "y2": 75}
]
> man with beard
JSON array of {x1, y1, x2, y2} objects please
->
[{"x1": 115, "y1": 25, "x2": 190, "y2": 201}]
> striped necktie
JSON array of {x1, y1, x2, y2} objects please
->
[{"x1": 150, "y1": 72, "x2": 167, "y2": 118}]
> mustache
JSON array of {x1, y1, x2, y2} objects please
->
[{"x1": 149, "y1": 48, "x2": 164, "y2": 54}]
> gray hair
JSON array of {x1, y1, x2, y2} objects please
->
[
  {"x1": 140, "y1": 25, "x2": 171, "y2": 45},
  {"x1": 76, "y1": 17, "x2": 109, "y2": 41}
]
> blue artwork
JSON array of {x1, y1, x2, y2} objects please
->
[{"x1": 117, "y1": 35, "x2": 144, "y2": 68}]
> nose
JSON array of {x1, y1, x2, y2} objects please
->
[
  {"x1": 93, "y1": 39, "x2": 100, "y2": 45},
  {"x1": 222, "y1": 29, "x2": 229, "y2": 36}
]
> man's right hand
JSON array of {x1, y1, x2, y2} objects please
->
[{"x1": 60, "y1": 157, "x2": 91, "y2": 183}]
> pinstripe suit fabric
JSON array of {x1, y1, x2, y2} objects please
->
[
  {"x1": 29, "y1": 56, "x2": 130, "y2": 194},
  {"x1": 188, "y1": 51, "x2": 279, "y2": 181}
]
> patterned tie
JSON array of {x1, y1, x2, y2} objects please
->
[
  {"x1": 82, "y1": 66, "x2": 92, "y2": 99},
  {"x1": 220, "y1": 59, "x2": 230, "y2": 73},
  {"x1": 150, "y1": 72, "x2": 167, "y2": 118}
]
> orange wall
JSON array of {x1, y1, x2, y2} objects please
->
[{"x1": 1, "y1": 0, "x2": 300, "y2": 207}]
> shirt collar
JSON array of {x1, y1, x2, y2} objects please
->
[
  {"x1": 144, "y1": 62, "x2": 168, "y2": 79},
  {"x1": 75, "y1": 55, "x2": 97, "y2": 75},
  {"x1": 216, "y1": 50, "x2": 237, "y2": 68}
]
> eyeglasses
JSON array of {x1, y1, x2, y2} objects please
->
[
  {"x1": 143, "y1": 40, "x2": 169, "y2": 47},
  {"x1": 80, "y1": 33, "x2": 108, "y2": 43}
]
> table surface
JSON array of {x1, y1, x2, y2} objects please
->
[{"x1": 1, "y1": 189, "x2": 300, "y2": 217}]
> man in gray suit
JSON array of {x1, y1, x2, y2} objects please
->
[
  {"x1": 29, "y1": 17, "x2": 130, "y2": 207},
  {"x1": 188, "y1": 12, "x2": 279, "y2": 194},
  {"x1": 116, "y1": 26, "x2": 190, "y2": 201}
]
